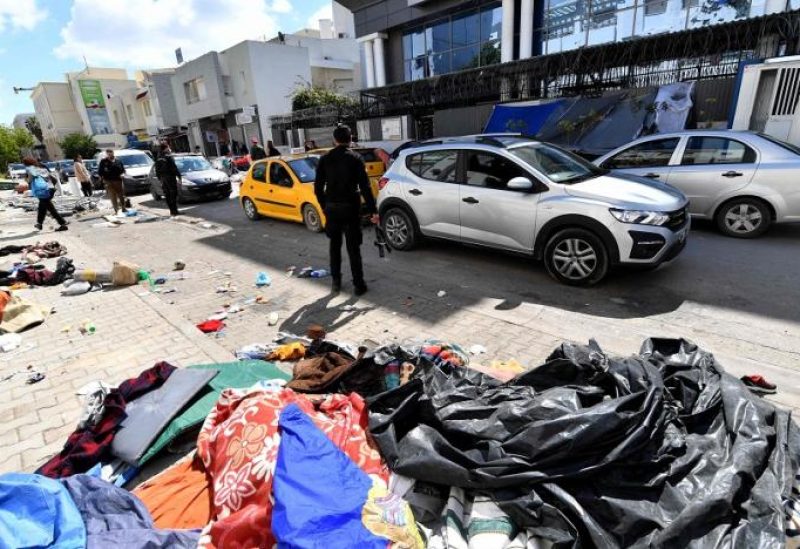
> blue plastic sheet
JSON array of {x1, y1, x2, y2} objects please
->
[
  {"x1": 272, "y1": 403, "x2": 386, "y2": 549},
  {"x1": 0, "y1": 473, "x2": 86, "y2": 549},
  {"x1": 484, "y1": 100, "x2": 565, "y2": 135}
]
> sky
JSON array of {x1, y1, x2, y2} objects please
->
[{"x1": 0, "y1": 0, "x2": 334, "y2": 125}]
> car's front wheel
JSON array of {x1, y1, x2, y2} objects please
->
[
  {"x1": 302, "y1": 204, "x2": 323, "y2": 232},
  {"x1": 242, "y1": 197, "x2": 260, "y2": 220},
  {"x1": 382, "y1": 208, "x2": 418, "y2": 250},
  {"x1": 544, "y1": 228, "x2": 609, "y2": 286},
  {"x1": 716, "y1": 198, "x2": 771, "y2": 238}
]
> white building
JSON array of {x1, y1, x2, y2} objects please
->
[
  {"x1": 269, "y1": 29, "x2": 361, "y2": 93},
  {"x1": 31, "y1": 82, "x2": 83, "y2": 159}
]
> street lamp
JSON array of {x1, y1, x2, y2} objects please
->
[{"x1": 13, "y1": 86, "x2": 34, "y2": 94}]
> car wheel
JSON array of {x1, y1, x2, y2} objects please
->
[
  {"x1": 242, "y1": 197, "x2": 260, "y2": 220},
  {"x1": 716, "y1": 198, "x2": 771, "y2": 238},
  {"x1": 382, "y1": 208, "x2": 418, "y2": 251},
  {"x1": 544, "y1": 228, "x2": 609, "y2": 286},
  {"x1": 302, "y1": 204, "x2": 323, "y2": 233},
  {"x1": 151, "y1": 188, "x2": 162, "y2": 201}
]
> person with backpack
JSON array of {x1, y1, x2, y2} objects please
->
[
  {"x1": 155, "y1": 142, "x2": 181, "y2": 216},
  {"x1": 23, "y1": 156, "x2": 68, "y2": 232}
]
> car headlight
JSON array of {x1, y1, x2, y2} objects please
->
[
  {"x1": 609, "y1": 208, "x2": 670, "y2": 225},
  {"x1": 181, "y1": 177, "x2": 196, "y2": 186}
]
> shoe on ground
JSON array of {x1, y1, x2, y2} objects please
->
[
  {"x1": 34, "y1": 223, "x2": 42, "y2": 230},
  {"x1": 740, "y1": 375, "x2": 777, "y2": 395},
  {"x1": 55, "y1": 225, "x2": 68, "y2": 232},
  {"x1": 354, "y1": 284, "x2": 368, "y2": 296},
  {"x1": 331, "y1": 279, "x2": 342, "y2": 294}
]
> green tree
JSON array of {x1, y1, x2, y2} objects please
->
[
  {"x1": 59, "y1": 133, "x2": 97, "y2": 160},
  {"x1": 291, "y1": 84, "x2": 357, "y2": 111},
  {"x1": 25, "y1": 117, "x2": 43, "y2": 143},
  {"x1": 0, "y1": 125, "x2": 35, "y2": 174}
]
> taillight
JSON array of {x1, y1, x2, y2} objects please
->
[{"x1": 378, "y1": 177, "x2": 390, "y2": 190}]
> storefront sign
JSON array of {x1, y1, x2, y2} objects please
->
[{"x1": 78, "y1": 80, "x2": 113, "y2": 135}]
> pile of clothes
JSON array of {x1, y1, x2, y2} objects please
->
[{"x1": 2, "y1": 333, "x2": 799, "y2": 548}]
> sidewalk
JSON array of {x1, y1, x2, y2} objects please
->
[{"x1": 0, "y1": 206, "x2": 231, "y2": 473}]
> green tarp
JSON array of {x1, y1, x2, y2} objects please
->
[{"x1": 138, "y1": 360, "x2": 290, "y2": 465}]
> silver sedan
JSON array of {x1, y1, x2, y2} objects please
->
[{"x1": 594, "y1": 130, "x2": 800, "y2": 238}]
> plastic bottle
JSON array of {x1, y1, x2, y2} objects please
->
[
  {"x1": 82, "y1": 322, "x2": 96, "y2": 335},
  {"x1": 310, "y1": 269, "x2": 330, "y2": 278}
]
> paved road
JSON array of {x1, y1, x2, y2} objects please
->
[{"x1": 93, "y1": 190, "x2": 800, "y2": 410}]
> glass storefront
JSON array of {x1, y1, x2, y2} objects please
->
[
  {"x1": 402, "y1": 4, "x2": 502, "y2": 82},
  {"x1": 541, "y1": 0, "x2": 766, "y2": 55}
]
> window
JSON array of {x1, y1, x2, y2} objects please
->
[
  {"x1": 401, "y1": 5, "x2": 502, "y2": 82},
  {"x1": 222, "y1": 75, "x2": 232, "y2": 96},
  {"x1": 644, "y1": 0, "x2": 668, "y2": 16},
  {"x1": 681, "y1": 137, "x2": 757, "y2": 165},
  {"x1": 757, "y1": 133, "x2": 800, "y2": 156},
  {"x1": 269, "y1": 163, "x2": 293, "y2": 187},
  {"x1": 174, "y1": 156, "x2": 212, "y2": 172},
  {"x1": 407, "y1": 150, "x2": 458, "y2": 183},
  {"x1": 252, "y1": 163, "x2": 266, "y2": 182},
  {"x1": 288, "y1": 158, "x2": 318, "y2": 182},
  {"x1": 183, "y1": 77, "x2": 207, "y2": 104},
  {"x1": 602, "y1": 138, "x2": 680, "y2": 169},
  {"x1": 465, "y1": 151, "x2": 529, "y2": 189},
  {"x1": 510, "y1": 143, "x2": 603, "y2": 184},
  {"x1": 142, "y1": 98, "x2": 152, "y2": 117},
  {"x1": 113, "y1": 110, "x2": 121, "y2": 126},
  {"x1": 126, "y1": 104, "x2": 134, "y2": 120}
]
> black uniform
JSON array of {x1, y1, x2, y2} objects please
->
[
  {"x1": 314, "y1": 145, "x2": 376, "y2": 289},
  {"x1": 155, "y1": 153, "x2": 181, "y2": 215},
  {"x1": 250, "y1": 144, "x2": 267, "y2": 161}
]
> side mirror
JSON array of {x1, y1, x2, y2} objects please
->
[{"x1": 507, "y1": 176, "x2": 534, "y2": 191}]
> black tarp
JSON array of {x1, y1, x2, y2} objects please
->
[{"x1": 368, "y1": 338, "x2": 800, "y2": 548}]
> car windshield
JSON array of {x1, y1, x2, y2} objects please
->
[
  {"x1": 175, "y1": 156, "x2": 213, "y2": 172},
  {"x1": 509, "y1": 143, "x2": 606, "y2": 184},
  {"x1": 84, "y1": 160, "x2": 98, "y2": 169},
  {"x1": 757, "y1": 133, "x2": 800, "y2": 156},
  {"x1": 9, "y1": 163, "x2": 24, "y2": 170},
  {"x1": 60, "y1": 161, "x2": 74, "y2": 168},
  {"x1": 288, "y1": 158, "x2": 318, "y2": 182},
  {"x1": 44, "y1": 162, "x2": 57, "y2": 170},
  {"x1": 118, "y1": 154, "x2": 153, "y2": 168}
]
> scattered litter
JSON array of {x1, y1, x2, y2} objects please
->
[
  {"x1": 255, "y1": 272, "x2": 271, "y2": 287},
  {"x1": 124, "y1": 209, "x2": 138, "y2": 217},
  {"x1": 297, "y1": 267, "x2": 314, "y2": 278},
  {"x1": 403, "y1": 297, "x2": 414, "y2": 307},
  {"x1": 207, "y1": 312, "x2": 228, "y2": 321},
  {"x1": 741, "y1": 375, "x2": 777, "y2": 395},
  {"x1": 199, "y1": 222, "x2": 216, "y2": 229},
  {"x1": 285, "y1": 266, "x2": 296, "y2": 277},
  {"x1": 61, "y1": 280, "x2": 92, "y2": 296},
  {"x1": 92, "y1": 222, "x2": 121, "y2": 228},
  {"x1": 173, "y1": 261, "x2": 185, "y2": 271},
  {"x1": 268, "y1": 312, "x2": 279, "y2": 326},
  {"x1": 310, "y1": 269, "x2": 329, "y2": 278},
  {"x1": 153, "y1": 277, "x2": 167, "y2": 285},
  {"x1": 26, "y1": 372, "x2": 45, "y2": 384},
  {"x1": 197, "y1": 319, "x2": 225, "y2": 333},
  {"x1": 60, "y1": 325, "x2": 71, "y2": 333},
  {"x1": 255, "y1": 295, "x2": 268, "y2": 304},
  {"x1": 469, "y1": 344, "x2": 488, "y2": 356},
  {"x1": 227, "y1": 304, "x2": 243, "y2": 313},
  {"x1": 79, "y1": 321, "x2": 96, "y2": 335},
  {"x1": 0, "y1": 333, "x2": 22, "y2": 353},
  {"x1": 162, "y1": 288, "x2": 177, "y2": 294},
  {"x1": 216, "y1": 282, "x2": 237, "y2": 293},
  {"x1": 103, "y1": 215, "x2": 123, "y2": 224},
  {"x1": 223, "y1": 272, "x2": 232, "y2": 277},
  {"x1": 437, "y1": 290, "x2": 447, "y2": 298}
]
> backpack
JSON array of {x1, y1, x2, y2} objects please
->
[{"x1": 30, "y1": 172, "x2": 51, "y2": 199}]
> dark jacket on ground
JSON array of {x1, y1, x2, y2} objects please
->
[
  {"x1": 314, "y1": 145, "x2": 376, "y2": 214},
  {"x1": 98, "y1": 157, "x2": 125, "y2": 181},
  {"x1": 155, "y1": 154, "x2": 181, "y2": 182},
  {"x1": 250, "y1": 144, "x2": 267, "y2": 161}
]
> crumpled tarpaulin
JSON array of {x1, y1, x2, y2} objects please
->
[
  {"x1": 37, "y1": 362, "x2": 176, "y2": 478},
  {"x1": 368, "y1": 338, "x2": 800, "y2": 548},
  {"x1": 0, "y1": 291, "x2": 50, "y2": 334},
  {"x1": 0, "y1": 473, "x2": 86, "y2": 548},
  {"x1": 197, "y1": 388, "x2": 387, "y2": 548},
  {"x1": 61, "y1": 474, "x2": 199, "y2": 548}
]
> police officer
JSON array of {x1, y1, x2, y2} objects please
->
[{"x1": 314, "y1": 126, "x2": 378, "y2": 296}]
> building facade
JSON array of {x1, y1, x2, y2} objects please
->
[{"x1": 30, "y1": 82, "x2": 83, "y2": 159}]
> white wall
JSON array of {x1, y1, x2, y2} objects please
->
[
  {"x1": 333, "y1": 1, "x2": 355, "y2": 39},
  {"x1": 171, "y1": 52, "x2": 226, "y2": 125}
]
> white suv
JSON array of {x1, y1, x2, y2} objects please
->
[{"x1": 377, "y1": 135, "x2": 690, "y2": 286}]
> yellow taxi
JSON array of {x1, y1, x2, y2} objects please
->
[
  {"x1": 240, "y1": 155, "x2": 327, "y2": 232},
  {"x1": 307, "y1": 146, "x2": 387, "y2": 197}
]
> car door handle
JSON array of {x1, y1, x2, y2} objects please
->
[
  {"x1": 462, "y1": 197, "x2": 479, "y2": 204},
  {"x1": 644, "y1": 173, "x2": 660, "y2": 179},
  {"x1": 409, "y1": 189, "x2": 423, "y2": 196},
  {"x1": 722, "y1": 171, "x2": 743, "y2": 178}
]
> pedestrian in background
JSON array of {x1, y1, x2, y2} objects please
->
[
  {"x1": 74, "y1": 155, "x2": 92, "y2": 197},
  {"x1": 98, "y1": 149, "x2": 127, "y2": 215},
  {"x1": 155, "y1": 142, "x2": 181, "y2": 216},
  {"x1": 250, "y1": 138, "x2": 267, "y2": 161},
  {"x1": 23, "y1": 156, "x2": 68, "y2": 232},
  {"x1": 267, "y1": 140, "x2": 281, "y2": 157},
  {"x1": 314, "y1": 125, "x2": 378, "y2": 296}
]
